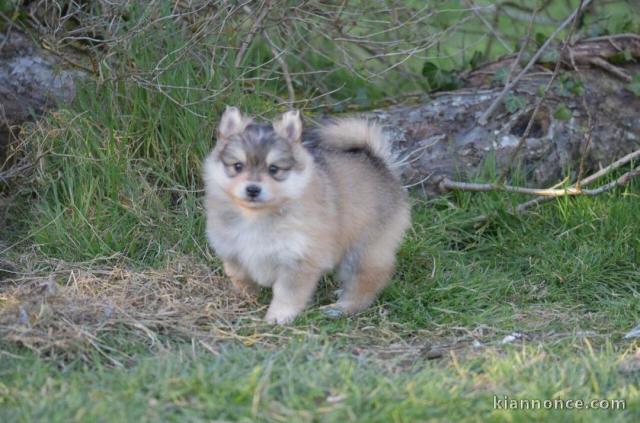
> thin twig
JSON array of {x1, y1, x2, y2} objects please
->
[
  {"x1": 445, "y1": 164, "x2": 640, "y2": 224},
  {"x1": 442, "y1": 165, "x2": 640, "y2": 198},
  {"x1": 234, "y1": 0, "x2": 274, "y2": 68},
  {"x1": 583, "y1": 33, "x2": 640, "y2": 43},
  {"x1": 586, "y1": 56, "x2": 632, "y2": 81},
  {"x1": 503, "y1": 6, "x2": 538, "y2": 87},
  {"x1": 0, "y1": 11, "x2": 18, "y2": 52},
  {"x1": 513, "y1": 149, "x2": 640, "y2": 213},
  {"x1": 478, "y1": 0, "x2": 593, "y2": 125},
  {"x1": 442, "y1": 145, "x2": 640, "y2": 219},
  {"x1": 496, "y1": 0, "x2": 585, "y2": 183},
  {"x1": 578, "y1": 149, "x2": 640, "y2": 187},
  {"x1": 262, "y1": 30, "x2": 295, "y2": 106},
  {"x1": 441, "y1": 179, "x2": 579, "y2": 196},
  {"x1": 572, "y1": 53, "x2": 595, "y2": 188},
  {"x1": 465, "y1": 0, "x2": 512, "y2": 54},
  {"x1": 0, "y1": 161, "x2": 32, "y2": 182},
  {"x1": 496, "y1": 2, "x2": 557, "y2": 26}
]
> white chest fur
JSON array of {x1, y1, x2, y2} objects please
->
[{"x1": 207, "y1": 209, "x2": 310, "y2": 287}]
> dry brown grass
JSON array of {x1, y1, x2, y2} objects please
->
[
  {"x1": 1, "y1": 254, "x2": 612, "y2": 365},
  {"x1": 0, "y1": 254, "x2": 430, "y2": 364},
  {"x1": 0, "y1": 255, "x2": 280, "y2": 364},
  {"x1": 0, "y1": 254, "x2": 487, "y2": 367}
]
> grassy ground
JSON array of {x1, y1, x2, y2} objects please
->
[
  {"x1": 1, "y1": 340, "x2": 637, "y2": 422},
  {"x1": 2, "y1": 192, "x2": 639, "y2": 421},
  {"x1": 1, "y1": 1, "x2": 640, "y2": 422}
]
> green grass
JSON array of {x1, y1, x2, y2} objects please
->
[
  {"x1": 2, "y1": 1, "x2": 640, "y2": 421},
  {"x1": 1, "y1": 340, "x2": 638, "y2": 422},
  {"x1": 385, "y1": 193, "x2": 640, "y2": 330},
  {"x1": 2, "y1": 189, "x2": 639, "y2": 421}
]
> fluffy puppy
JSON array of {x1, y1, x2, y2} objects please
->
[{"x1": 203, "y1": 107, "x2": 409, "y2": 324}]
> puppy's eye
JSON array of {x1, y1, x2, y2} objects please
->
[
  {"x1": 233, "y1": 162, "x2": 244, "y2": 172},
  {"x1": 268, "y1": 165, "x2": 279, "y2": 176}
]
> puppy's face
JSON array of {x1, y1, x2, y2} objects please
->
[{"x1": 206, "y1": 108, "x2": 311, "y2": 210}]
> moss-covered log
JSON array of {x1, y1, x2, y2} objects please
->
[{"x1": 369, "y1": 35, "x2": 640, "y2": 195}]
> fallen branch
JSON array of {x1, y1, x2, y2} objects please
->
[
  {"x1": 440, "y1": 152, "x2": 640, "y2": 220},
  {"x1": 586, "y1": 56, "x2": 631, "y2": 82},
  {"x1": 439, "y1": 175, "x2": 640, "y2": 197},
  {"x1": 577, "y1": 149, "x2": 640, "y2": 187},
  {"x1": 512, "y1": 148, "x2": 640, "y2": 213}
]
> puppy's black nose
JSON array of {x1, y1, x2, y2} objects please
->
[{"x1": 246, "y1": 184, "x2": 261, "y2": 198}]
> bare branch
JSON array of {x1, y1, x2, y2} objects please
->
[
  {"x1": 442, "y1": 164, "x2": 640, "y2": 224},
  {"x1": 441, "y1": 165, "x2": 640, "y2": 198},
  {"x1": 465, "y1": 0, "x2": 513, "y2": 54},
  {"x1": 495, "y1": 0, "x2": 587, "y2": 183},
  {"x1": 234, "y1": 0, "x2": 274, "y2": 68},
  {"x1": 478, "y1": 0, "x2": 593, "y2": 125},
  {"x1": 586, "y1": 57, "x2": 632, "y2": 82},
  {"x1": 513, "y1": 149, "x2": 640, "y2": 213},
  {"x1": 262, "y1": 29, "x2": 295, "y2": 106}
]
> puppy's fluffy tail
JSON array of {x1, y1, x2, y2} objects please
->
[{"x1": 316, "y1": 118, "x2": 398, "y2": 175}]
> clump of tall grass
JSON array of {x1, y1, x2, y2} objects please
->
[{"x1": 10, "y1": 0, "x2": 466, "y2": 262}]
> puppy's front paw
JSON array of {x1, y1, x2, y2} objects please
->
[
  {"x1": 230, "y1": 279, "x2": 259, "y2": 297},
  {"x1": 264, "y1": 305, "x2": 300, "y2": 325}
]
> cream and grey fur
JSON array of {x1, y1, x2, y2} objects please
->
[{"x1": 203, "y1": 107, "x2": 410, "y2": 324}]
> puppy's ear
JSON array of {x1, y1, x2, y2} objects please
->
[
  {"x1": 273, "y1": 109, "x2": 303, "y2": 143},
  {"x1": 218, "y1": 106, "x2": 250, "y2": 140}
]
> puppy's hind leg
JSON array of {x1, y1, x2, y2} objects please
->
[
  {"x1": 324, "y1": 211, "x2": 409, "y2": 318},
  {"x1": 325, "y1": 252, "x2": 395, "y2": 318},
  {"x1": 331, "y1": 249, "x2": 360, "y2": 299}
]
